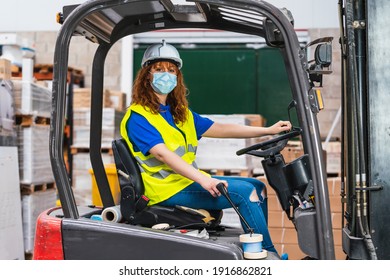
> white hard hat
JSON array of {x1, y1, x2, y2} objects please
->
[{"x1": 141, "y1": 39, "x2": 183, "y2": 69}]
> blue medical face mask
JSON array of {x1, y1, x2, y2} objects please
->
[{"x1": 151, "y1": 72, "x2": 177, "y2": 95}]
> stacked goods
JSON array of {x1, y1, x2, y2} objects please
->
[
  {"x1": 12, "y1": 77, "x2": 57, "y2": 255},
  {"x1": 107, "y1": 90, "x2": 127, "y2": 111},
  {"x1": 196, "y1": 114, "x2": 253, "y2": 175},
  {"x1": 262, "y1": 175, "x2": 346, "y2": 260},
  {"x1": 16, "y1": 125, "x2": 53, "y2": 185},
  {"x1": 0, "y1": 58, "x2": 12, "y2": 80},
  {"x1": 0, "y1": 77, "x2": 17, "y2": 146},
  {"x1": 279, "y1": 140, "x2": 341, "y2": 176},
  {"x1": 322, "y1": 141, "x2": 341, "y2": 175},
  {"x1": 72, "y1": 152, "x2": 115, "y2": 205},
  {"x1": 72, "y1": 107, "x2": 124, "y2": 149},
  {"x1": 71, "y1": 89, "x2": 126, "y2": 206},
  {"x1": 12, "y1": 80, "x2": 51, "y2": 118},
  {"x1": 73, "y1": 87, "x2": 112, "y2": 108},
  {"x1": 21, "y1": 188, "x2": 56, "y2": 254}
]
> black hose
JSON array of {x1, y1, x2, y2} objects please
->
[
  {"x1": 345, "y1": 0, "x2": 358, "y2": 235},
  {"x1": 338, "y1": 0, "x2": 347, "y2": 230},
  {"x1": 346, "y1": 0, "x2": 377, "y2": 260}
]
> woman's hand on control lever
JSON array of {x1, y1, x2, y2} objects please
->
[
  {"x1": 199, "y1": 177, "x2": 228, "y2": 197},
  {"x1": 266, "y1": 120, "x2": 292, "y2": 135}
]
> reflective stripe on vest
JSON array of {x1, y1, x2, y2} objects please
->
[{"x1": 120, "y1": 104, "x2": 209, "y2": 205}]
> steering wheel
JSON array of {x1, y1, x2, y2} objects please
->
[{"x1": 236, "y1": 128, "x2": 302, "y2": 158}]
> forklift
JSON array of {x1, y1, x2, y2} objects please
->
[
  {"x1": 33, "y1": 0, "x2": 360, "y2": 260},
  {"x1": 338, "y1": 0, "x2": 390, "y2": 260}
]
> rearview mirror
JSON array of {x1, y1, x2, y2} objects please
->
[
  {"x1": 315, "y1": 43, "x2": 332, "y2": 67},
  {"x1": 303, "y1": 37, "x2": 333, "y2": 87}
]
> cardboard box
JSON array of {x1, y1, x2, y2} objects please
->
[
  {"x1": 329, "y1": 196, "x2": 342, "y2": 213},
  {"x1": 235, "y1": 114, "x2": 266, "y2": 127},
  {"x1": 332, "y1": 212, "x2": 343, "y2": 229},
  {"x1": 282, "y1": 243, "x2": 305, "y2": 260},
  {"x1": 283, "y1": 228, "x2": 299, "y2": 244},
  {"x1": 268, "y1": 210, "x2": 284, "y2": 228},
  {"x1": 73, "y1": 88, "x2": 111, "y2": 108},
  {"x1": 335, "y1": 245, "x2": 347, "y2": 260},
  {"x1": 0, "y1": 58, "x2": 12, "y2": 80},
  {"x1": 269, "y1": 227, "x2": 284, "y2": 244},
  {"x1": 283, "y1": 213, "x2": 296, "y2": 228},
  {"x1": 108, "y1": 90, "x2": 127, "y2": 111},
  {"x1": 267, "y1": 194, "x2": 282, "y2": 211},
  {"x1": 327, "y1": 177, "x2": 342, "y2": 196},
  {"x1": 280, "y1": 141, "x2": 304, "y2": 163}
]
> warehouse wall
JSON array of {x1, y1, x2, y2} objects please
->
[
  {"x1": 12, "y1": 26, "x2": 342, "y2": 140},
  {"x1": 12, "y1": 31, "x2": 123, "y2": 91},
  {"x1": 2, "y1": 1, "x2": 342, "y2": 138}
]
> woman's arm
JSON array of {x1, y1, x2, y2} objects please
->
[
  {"x1": 202, "y1": 120, "x2": 292, "y2": 138},
  {"x1": 149, "y1": 143, "x2": 226, "y2": 197}
]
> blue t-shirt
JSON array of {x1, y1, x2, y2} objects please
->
[{"x1": 126, "y1": 104, "x2": 214, "y2": 155}]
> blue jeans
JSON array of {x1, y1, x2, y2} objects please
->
[{"x1": 158, "y1": 176, "x2": 277, "y2": 253}]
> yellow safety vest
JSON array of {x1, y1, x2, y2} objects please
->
[{"x1": 120, "y1": 104, "x2": 210, "y2": 205}]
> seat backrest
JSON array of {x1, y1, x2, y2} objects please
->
[{"x1": 112, "y1": 138, "x2": 145, "y2": 200}]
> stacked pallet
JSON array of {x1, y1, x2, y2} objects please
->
[
  {"x1": 72, "y1": 152, "x2": 116, "y2": 205},
  {"x1": 1, "y1": 60, "x2": 24, "y2": 260},
  {"x1": 16, "y1": 125, "x2": 54, "y2": 185},
  {"x1": 0, "y1": 66, "x2": 17, "y2": 146},
  {"x1": 72, "y1": 107, "x2": 124, "y2": 149},
  {"x1": 279, "y1": 140, "x2": 341, "y2": 176},
  {"x1": 13, "y1": 79, "x2": 53, "y2": 185},
  {"x1": 0, "y1": 58, "x2": 12, "y2": 80},
  {"x1": 71, "y1": 88, "x2": 126, "y2": 205},
  {"x1": 262, "y1": 175, "x2": 346, "y2": 260},
  {"x1": 197, "y1": 114, "x2": 266, "y2": 177},
  {"x1": 12, "y1": 80, "x2": 51, "y2": 118},
  {"x1": 9, "y1": 76, "x2": 57, "y2": 257}
]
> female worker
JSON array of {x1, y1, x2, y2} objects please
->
[{"x1": 120, "y1": 40, "x2": 291, "y2": 255}]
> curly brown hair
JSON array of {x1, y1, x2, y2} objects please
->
[{"x1": 131, "y1": 61, "x2": 189, "y2": 124}]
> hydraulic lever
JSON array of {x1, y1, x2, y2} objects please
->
[{"x1": 216, "y1": 183, "x2": 254, "y2": 235}]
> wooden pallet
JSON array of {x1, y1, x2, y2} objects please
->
[
  {"x1": 15, "y1": 114, "x2": 50, "y2": 127},
  {"x1": 12, "y1": 63, "x2": 84, "y2": 85},
  {"x1": 21, "y1": 182, "x2": 56, "y2": 195}
]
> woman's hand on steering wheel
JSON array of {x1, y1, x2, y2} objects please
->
[{"x1": 267, "y1": 120, "x2": 292, "y2": 135}]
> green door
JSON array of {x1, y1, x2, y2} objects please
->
[
  {"x1": 133, "y1": 44, "x2": 291, "y2": 125},
  {"x1": 257, "y1": 48, "x2": 293, "y2": 125}
]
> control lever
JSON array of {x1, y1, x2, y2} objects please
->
[{"x1": 216, "y1": 183, "x2": 254, "y2": 235}]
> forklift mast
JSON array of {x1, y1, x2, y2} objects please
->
[{"x1": 340, "y1": 0, "x2": 390, "y2": 259}]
